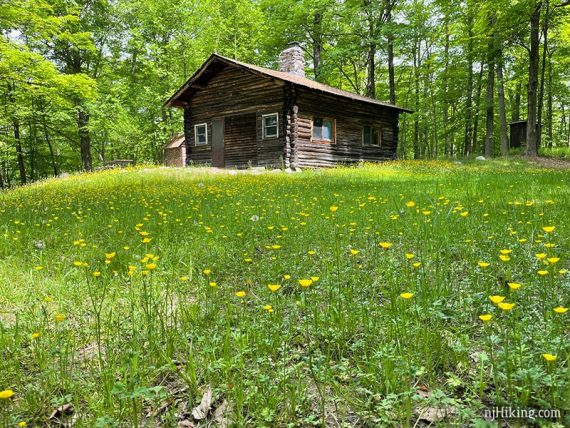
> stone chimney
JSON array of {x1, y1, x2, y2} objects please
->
[{"x1": 279, "y1": 42, "x2": 305, "y2": 78}]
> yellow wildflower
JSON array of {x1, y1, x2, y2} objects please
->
[
  {"x1": 263, "y1": 304, "x2": 274, "y2": 313},
  {"x1": 547, "y1": 257, "x2": 560, "y2": 265},
  {"x1": 499, "y1": 249, "x2": 512, "y2": 255},
  {"x1": 235, "y1": 291, "x2": 246, "y2": 298},
  {"x1": 499, "y1": 255, "x2": 510, "y2": 262},
  {"x1": 92, "y1": 271, "x2": 101, "y2": 278},
  {"x1": 536, "y1": 253, "x2": 547, "y2": 260},
  {"x1": 283, "y1": 274, "x2": 291, "y2": 280},
  {"x1": 479, "y1": 314, "x2": 492, "y2": 322},
  {"x1": 146, "y1": 263, "x2": 157, "y2": 270},
  {"x1": 209, "y1": 281, "x2": 217, "y2": 288},
  {"x1": 0, "y1": 390, "x2": 15, "y2": 399},
  {"x1": 478, "y1": 261, "x2": 490, "y2": 268},
  {"x1": 489, "y1": 295, "x2": 505, "y2": 304},
  {"x1": 508, "y1": 282, "x2": 521, "y2": 290},
  {"x1": 180, "y1": 276, "x2": 189, "y2": 281},
  {"x1": 379, "y1": 242, "x2": 392, "y2": 250},
  {"x1": 350, "y1": 249, "x2": 360, "y2": 255},
  {"x1": 553, "y1": 307, "x2": 568, "y2": 314},
  {"x1": 400, "y1": 292, "x2": 414, "y2": 299},
  {"x1": 542, "y1": 353, "x2": 557, "y2": 362},
  {"x1": 32, "y1": 332, "x2": 40, "y2": 339},
  {"x1": 405, "y1": 253, "x2": 415, "y2": 260},
  {"x1": 105, "y1": 252, "x2": 116, "y2": 260},
  {"x1": 203, "y1": 269, "x2": 212, "y2": 275},
  {"x1": 542, "y1": 226, "x2": 555, "y2": 233},
  {"x1": 329, "y1": 205, "x2": 338, "y2": 212},
  {"x1": 54, "y1": 314, "x2": 65, "y2": 322},
  {"x1": 498, "y1": 302, "x2": 515, "y2": 311},
  {"x1": 405, "y1": 201, "x2": 416, "y2": 208},
  {"x1": 268, "y1": 284, "x2": 281, "y2": 292},
  {"x1": 299, "y1": 279, "x2": 313, "y2": 287},
  {"x1": 537, "y1": 270, "x2": 548, "y2": 276}
]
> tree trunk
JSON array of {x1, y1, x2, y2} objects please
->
[
  {"x1": 366, "y1": 35, "x2": 376, "y2": 98},
  {"x1": 313, "y1": 12, "x2": 323, "y2": 81},
  {"x1": 496, "y1": 51, "x2": 509, "y2": 155},
  {"x1": 463, "y1": 6, "x2": 474, "y2": 156},
  {"x1": 525, "y1": 1, "x2": 542, "y2": 157},
  {"x1": 537, "y1": 0, "x2": 549, "y2": 149},
  {"x1": 546, "y1": 51, "x2": 553, "y2": 146},
  {"x1": 41, "y1": 110, "x2": 59, "y2": 176},
  {"x1": 484, "y1": 15, "x2": 496, "y2": 158},
  {"x1": 14, "y1": 120, "x2": 26, "y2": 184},
  {"x1": 385, "y1": 0, "x2": 396, "y2": 104},
  {"x1": 472, "y1": 63, "x2": 484, "y2": 155},
  {"x1": 77, "y1": 108, "x2": 92, "y2": 171},
  {"x1": 442, "y1": 17, "x2": 450, "y2": 157},
  {"x1": 511, "y1": 82, "x2": 521, "y2": 122},
  {"x1": 413, "y1": 38, "x2": 420, "y2": 159}
]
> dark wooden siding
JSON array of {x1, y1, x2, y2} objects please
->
[
  {"x1": 293, "y1": 89, "x2": 399, "y2": 168},
  {"x1": 185, "y1": 65, "x2": 285, "y2": 167}
]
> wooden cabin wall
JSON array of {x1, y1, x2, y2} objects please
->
[
  {"x1": 292, "y1": 89, "x2": 399, "y2": 168},
  {"x1": 184, "y1": 66, "x2": 286, "y2": 167}
]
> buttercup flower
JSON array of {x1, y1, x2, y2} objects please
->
[
  {"x1": 400, "y1": 292, "x2": 414, "y2": 299},
  {"x1": 268, "y1": 284, "x2": 281, "y2": 292},
  {"x1": 235, "y1": 291, "x2": 246, "y2": 298},
  {"x1": 489, "y1": 295, "x2": 505, "y2": 304},
  {"x1": 498, "y1": 302, "x2": 515, "y2": 311},
  {"x1": 542, "y1": 353, "x2": 556, "y2": 362},
  {"x1": 553, "y1": 307, "x2": 568, "y2": 314},
  {"x1": 0, "y1": 389, "x2": 15, "y2": 399},
  {"x1": 299, "y1": 279, "x2": 313, "y2": 287},
  {"x1": 479, "y1": 314, "x2": 492, "y2": 322}
]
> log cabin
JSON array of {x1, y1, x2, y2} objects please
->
[{"x1": 165, "y1": 44, "x2": 411, "y2": 169}]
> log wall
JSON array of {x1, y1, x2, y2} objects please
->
[
  {"x1": 184, "y1": 65, "x2": 285, "y2": 167},
  {"x1": 293, "y1": 89, "x2": 399, "y2": 168}
]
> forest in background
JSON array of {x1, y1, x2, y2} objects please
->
[{"x1": 1, "y1": 0, "x2": 569, "y2": 186}]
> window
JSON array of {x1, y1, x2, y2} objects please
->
[
  {"x1": 363, "y1": 126, "x2": 381, "y2": 146},
  {"x1": 194, "y1": 123, "x2": 208, "y2": 145},
  {"x1": 262, "y1": 113, "x2": 279, "y2": 138},
  {"x1": 312, "y1": 117, "x2": 335, "y2": 142}
]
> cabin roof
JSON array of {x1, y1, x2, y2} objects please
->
[
  {"x1": 164, "y1": 134, "x2": 185, "y2": 149},
  {"x1": 165, "y1": 53, "x2": 412, "y2": 113}
]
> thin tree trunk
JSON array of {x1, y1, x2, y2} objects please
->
[
  {"x1": 484, "y1": 15, "x2": 496, "y2": 158},
  {"x1": 442, "y1": 18, "x2": 450, "y2": 157},
  {"x1": 512, "y1": 82, "x2": 521, "y2": 122},
  {"x1": 463, "y1": 6, "x2": 474, "y2": 156},
  {"x1": 313, "y1": 12, "x2": 323, "y2": 81},
  {"x1": 77, "y1": 108, "x2": 92, "y2": 171},
  {"x1": 385, "y1": 0, "x2": 396, "y2": 104},
  {"x1": 413, "y1": 38, "x2": 420, "y2": 159},
  {"x1": 546, "y1": 51, "x2": 553, "y2": 146},
  {"x1": 366, "y1": 34, "x2": 376, "y2": 98},
  {"x1": 41, "y1": 110, "x2": 59, "y2": 176},
  {"x1": 496, "y1": 51, "x2": 509, "y2": 155},
  {"x1": 525, "y1": 1, "x2": 542, "y2": 157},
  {"x1": 14, "y1": 120, "x2": 26, "y2": 184},
  {"x1": 472, "y1": 63, "x2": 484, "y2": 155},
  {"x1": 537, "y1": 0, "x2": 549, "y2": 149}
]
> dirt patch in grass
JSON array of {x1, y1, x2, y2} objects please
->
[{"x1": 527, "y1": 156, "x2": 570, "y2": 170}]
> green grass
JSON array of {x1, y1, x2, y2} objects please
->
[{"x1": 0, "y1": 160, "x2": 568, "y2": 427}]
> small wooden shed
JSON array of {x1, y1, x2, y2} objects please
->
[
  {"x1": 164, "y1": 44, "x2": 411, "y2": 169},
  {"x1": 509, "y1": 120, "x2": 541, "y2": 149},
  {"x1": 164, "y1": 134, "x2": 186, "y2": 167}
]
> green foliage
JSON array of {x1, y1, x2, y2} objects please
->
[{"x1": 0, "y1": 0, "x2": 569, "y2": 183}]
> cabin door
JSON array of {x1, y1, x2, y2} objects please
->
[{"x1": 211, "y1": 118, "x2": 225, "y2": 167}]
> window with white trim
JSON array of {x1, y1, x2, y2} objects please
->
[
  {"x1": 312, "y1": 117, "x2": 335, "y2": 142},
  {"x1": 194, "y1": 123, "x2": 208, "y2": 145},
  {"x1": 262, "y1": 113, "x2": 279, "y2": 139}
]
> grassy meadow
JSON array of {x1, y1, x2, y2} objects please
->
[{"x1": 0, "y1": 160, "x2": 568, "y2": 427}]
